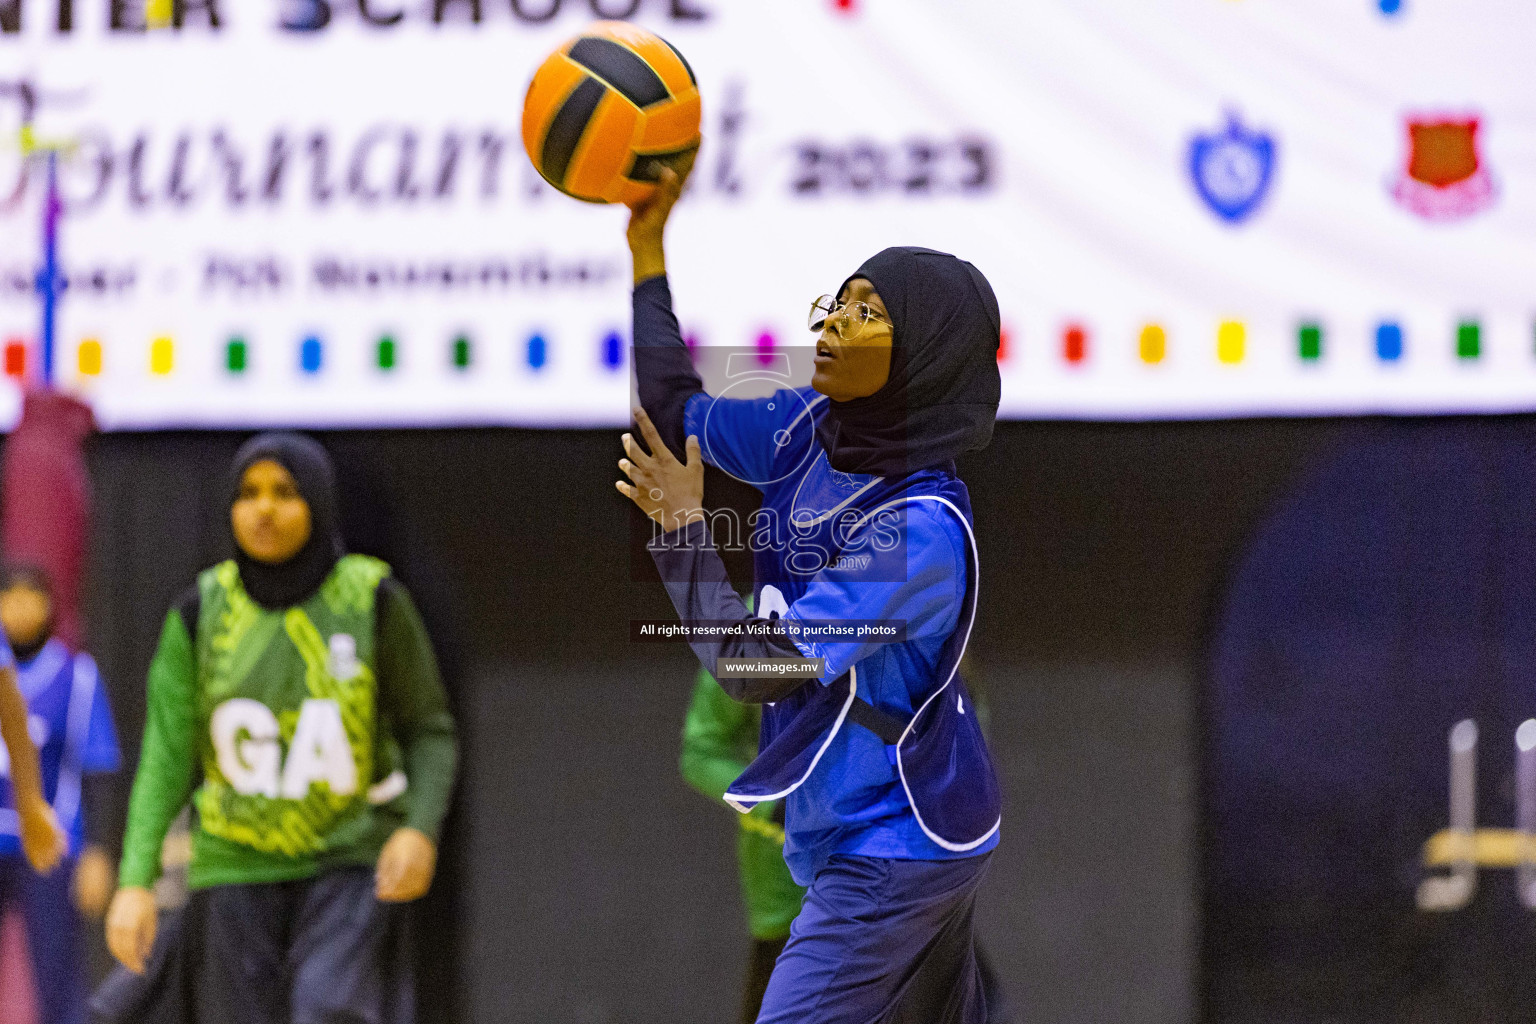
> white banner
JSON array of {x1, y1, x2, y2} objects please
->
[{"x1": 1, "y1": 0, "x2": 1533, "y2": 428}]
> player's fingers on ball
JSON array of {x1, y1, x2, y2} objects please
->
[{"x1": 684, "y1": 435, "x2": 701, "y2": 466}]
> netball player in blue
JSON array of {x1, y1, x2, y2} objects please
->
[
  {"x1": 0, "y1": 564, "x2": 120, "y2": 1024},
  {"x1": 617, "y1": 164, "x2": 1003, "y2": 1023}
]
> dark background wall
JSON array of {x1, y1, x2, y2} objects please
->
[{"x1": 70, "y1": 418, "x2": 1343, "y2": 1024}]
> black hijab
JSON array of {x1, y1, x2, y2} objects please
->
[
  {"x1": 815, "y1": 246, "x2": 1002, "y2": 477},
  {"x1": 230, "y1": 432, "x2": 345, "y2": 609}
]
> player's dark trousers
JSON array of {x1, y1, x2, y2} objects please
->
[
  {"x1": 0, "y1": 854, "x2": 86, "y2": 1024},
  {"x1": 198, "y1": 866, "x2": 413, "y2": 1024},
  {"x1": 756, "y1": 853, "x2": 992, "y2": 1024}
]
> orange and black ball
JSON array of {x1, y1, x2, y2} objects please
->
[{"x1": 522, "y1": 22, "x2": 702, "y2": 205}]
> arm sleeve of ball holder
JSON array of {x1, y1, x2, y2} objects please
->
[
  {"x1": 634, "y1": 276, "x2": 803, "y2": 483},
  {"x1": 634, "y1": 275, "x2": 706, "y2": 461},
  {"x1": 648, "y1": 519, "x2": 808, "y2": 704}
]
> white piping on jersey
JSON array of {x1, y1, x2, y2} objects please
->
[
  {"x1": 793, "y1": 493, "x2": 997, "y2": 853},
  {"x1": 724, "y1": 494, "x2": 1001, "y2": 853},
  {"x1": 883, "y1": 495, "x2": 999, "y2": 853},
  {"x1": 782, "y1": 393, "x2": 828, "y2": 437},
  {"x1": 723, "y1": 665, "x2": 859, "y2": 813},
  {"x1": 787, "y1": 451, "x2": 885, "y2": 529}
]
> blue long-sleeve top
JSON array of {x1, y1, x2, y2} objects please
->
[{"x1": 636, "y1": 275, "x2": 997, "y2": 882}]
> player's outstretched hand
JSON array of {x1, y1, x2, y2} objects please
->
[
  {"x1": 17, "y1": 796, "x2": 66, "y2": 875},
  {"x1": 376, "y1": 826, "x2": 437, "y2": 903},
  {"x1": 616, "y1": 406, "x2": 706, "y2": 533},
  {"x1": 625, "y1": 149, "x2": 696, "y2": 283},
  {"x1": 106, "y1": 886, "x2": 157, "y2": 975}
]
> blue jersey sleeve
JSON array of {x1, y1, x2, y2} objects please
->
[
  {"x1": 782, "y1": 502, "x2": 968, "y2": 684},
  {"x1": 0, "y1": 631, "x2": 14, "y2": 670},
  {"x1": 74, "y1": 655, "x2": 121, "y2": 774},
  {"x1": 684, "y1": 388, "x2": 822, "y2": 490}
]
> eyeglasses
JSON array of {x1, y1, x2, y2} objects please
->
[{"x1": 808, "y1": 294, "x2": 893, "y2": 341}]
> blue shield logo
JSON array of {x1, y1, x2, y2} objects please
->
[{"x1": 1189, "y1": 113, "x2": 1276, "y2": 224}]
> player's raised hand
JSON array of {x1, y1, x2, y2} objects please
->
[{"x1": 616, "y1": 407, "x2": 705, "y2": 533}]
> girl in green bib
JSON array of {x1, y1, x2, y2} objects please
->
[{"x1": 105, "y1": 433, "x2": 457, "y2": 1024}]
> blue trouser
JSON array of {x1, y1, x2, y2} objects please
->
[
  {"x1": 758, "y1": 853, "x2": 993, "y2": 1024},
  {"x1": 0, "y1": 854, "x2": 86, "y2": 1024}
]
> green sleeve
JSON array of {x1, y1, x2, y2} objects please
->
[
  {"x1": 119, "y1": 610, "x2": 198, "y2": 890},
  {"x1": 679, "y1": 668, "x2": 756, "y2": 803},
  {"x1": 376, "y1": 580, "x2": 458, "y2": 842}
]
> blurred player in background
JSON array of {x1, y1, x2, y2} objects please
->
[
  {"x1": 0, "y1": 596, "x2": 66, "y2": 882},
  {"x1": 680, "y1": 654, "x2": 807, "y2": 1024},
  {"x1": 0, "y1": 564, "x2": 117, "y2": 1024},
  {"x1": 104, "y1": 432, "x2": 457, "y2": 1024}
]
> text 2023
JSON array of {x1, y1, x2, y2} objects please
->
[{"x1": 790, "y1": 138, "x2": 993, "y2": 198}]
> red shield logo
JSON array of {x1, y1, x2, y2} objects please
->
[{"x1": 1391, "y1": 116, "x2": 1496, "y2": 220}]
